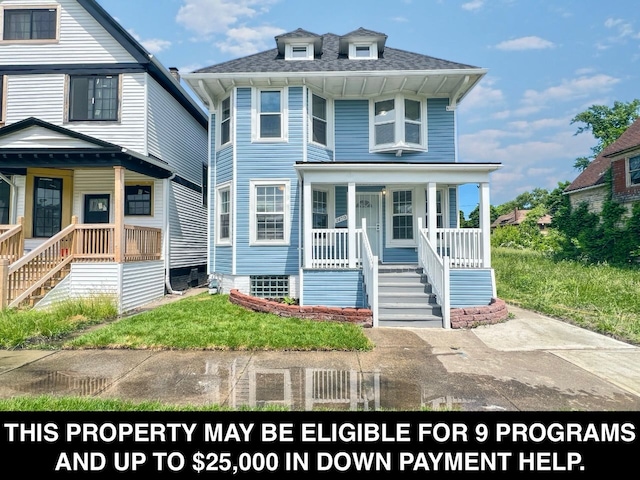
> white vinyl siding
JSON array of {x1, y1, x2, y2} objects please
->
[
  {"x1": 168, "y1": 181, "x2": 207, "y2": 269},
  {"x1": 0, "y1": 0, "x2": 135, "y2": 64}
]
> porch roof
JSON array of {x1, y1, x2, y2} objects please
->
[
  {"x1": 0, "y1": 118, "x2": 173, "y2": 179},
  {"x1": 294, "y1": 161, "x2": 502, "y2": 184}
]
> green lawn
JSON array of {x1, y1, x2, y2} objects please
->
[
  {"x1": 0, "y1": 293, "x2": 373, "y2": 351},
  {"x1": 492, "y1": 247, "x2": 640, "y2": 345}
]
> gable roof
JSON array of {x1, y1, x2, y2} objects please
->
[
  {"x1": 565, "y1": 117, "x2": 640, "y2": 194},
  {"x1": 491, "y1": 208, "x2": 551, "y2": 228},
  {"x1": 75, "y1": 0, "x2": 207, "y2": 129}
]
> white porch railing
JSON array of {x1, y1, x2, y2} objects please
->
[
  {"x1": 418, "y1": 225, "x2": 450, "y2": 329},
  {"x1": 311, "y1": 228, "x2": 362, "y2": 269},
  {"x1": 360, "y1": 219, "x2": 378, "y2": 327},
  {"x1": 426, "y1": 228, "x2": 484, "y2": 268}
]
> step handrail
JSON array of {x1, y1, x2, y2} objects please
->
[
  {"x1": 417, "y1": 218, "x2": 450, "y2": 328},
  {"x1": 360, "y1": 218, "x2": 378, "y2": 327}
]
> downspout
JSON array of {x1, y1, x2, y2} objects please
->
[
  {"x1": 0, "y1": 173, "x2": 18, "y2": 223},
  {"x1": 164, "y1": 173, "x2": 183, "y2": 295}
]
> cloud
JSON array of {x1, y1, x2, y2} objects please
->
[
  {"x1": 215, "y1": 25, "x2": 286, "y2": 56},
  {"x1": 391, "y1": 16, "x2": 409, "y2": 23},
  {"x1": 495, "y1": 36, "x2": 555, "y2": 51},
  {"x1": 462, "y1": 1, "x2": 484, "y2": 11},
  {"x1": 128, "y1": 29, "x2": 171, "y2": 54},
  {"x1": 521, "y1": 74, "x2": 620, "y2": 107},
  {"x1": 459, "y1": 83, "x2": 505, "y2": 111},
  {"x1": 176, "y1": 0, "x2": 279, "y2": 38}
]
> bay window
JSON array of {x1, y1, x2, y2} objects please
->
[{"x1": 371, "y1": 95, "x2": 426, "y2": 152}]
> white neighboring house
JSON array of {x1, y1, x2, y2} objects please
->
[{"x1": 0, "y1": 0, "x2": 208, "y2": 312}]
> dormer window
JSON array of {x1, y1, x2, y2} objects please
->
[
  {"x1": 349, "y1": 42, "x2": 377, "y2": 59},
  {"x1": 285, "y1": 43, "x2": 314, "y2": 60}
]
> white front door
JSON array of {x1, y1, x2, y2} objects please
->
[{"x1": 356, "y1": 192, "x2": 381, "y2": 258}]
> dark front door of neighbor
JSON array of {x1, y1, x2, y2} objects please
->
[{"x1": 84, "y1": 194, "x2": 110, "y2": 224}]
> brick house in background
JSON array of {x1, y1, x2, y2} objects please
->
[{"x1": 564, "y1": 117, "x2": 640, "y2": 215}]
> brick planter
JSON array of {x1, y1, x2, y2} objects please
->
[
  {"x1": 229, "y1": 289, "x2": 508, "y2": 330},
  {"x1": 449, "y1": 298, "x2": 509, "y2": 329},
  {"x1": 229, "y1": 290, "x2": 373, "y2": 327}
]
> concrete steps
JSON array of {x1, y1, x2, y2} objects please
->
[{"x1": 377, "y1": 265, "x2": 443, "y2": 328}]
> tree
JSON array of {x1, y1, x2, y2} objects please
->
[{"x1": 571, "y1": 99, "x2": 640, "y2": 171}]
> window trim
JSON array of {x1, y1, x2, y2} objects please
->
[
  {"x1": 312, "y1": 187, "x2": 335, "y2": 230},
  {"x1": 386, "y1": 187, "x2": 416, "y2": 247},
  {"x1": 628, "y1": 155, "x2": 640, "y2": 187},
  {"x1": 66, "y1": 74, "x2": 121, "y2": 123},
  {"x1": 349, "y1": 42, "x2": 378, "y2": 59},
  {"x1": 124, "y1": 182, "x2": 154, "y2": 217},
  {"x1": 0, "y1": 74, "x2": 5, "y2": 125},
  {"x1": 309, "y1": 92, "x2": 331, "y2": 148},
  {"x1": 252, "y1": 88, "x2": 288, "y2": 142},
  {"x1": 216, "y1": 182, "x2": 232, "y2": 245},
  {"x1": 249, "y1": 179, "x2": 291, "y2": 246},
  {"x1": 369, "y1": 94, "x2": 427, "y2": 153},
  {"x1": 285, "y1": 43, "x2": 314, "y2": 60},
  {"x1": 219, "y1": 95, "x2": 232, "y2": 146},
  {"x1": 1, "y1": 5, "x2": 60, "y2": 44}
]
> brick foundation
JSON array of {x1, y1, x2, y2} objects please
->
[
  {"x1": 450, "y1": 298, "x2": 509, "y2": 329},
  {"x1": 229, "y1": 290, "x2": 373, "y2": 327},
  {"x1": 229, "y1": 289, "x2": 508, "y2": 329}
]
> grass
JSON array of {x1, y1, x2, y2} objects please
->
[
  {"x1": 0, "y1": 293, "x2": 373, "y2": 352},
  {"x1": 492, "y1": 247, "x2": 640, "y2": 345},
  {"x1": 0, "y1": 296, "x2": 118, "y2": 349}
]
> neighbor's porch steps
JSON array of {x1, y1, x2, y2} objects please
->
[{"x1": 377, "y1": 265, "x2": 443, "y2": 328}]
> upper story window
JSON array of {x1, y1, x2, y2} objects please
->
[
  {"x1": 220, "y1": 96, "x2": 231, "y2": 145},
  {"x1": 311, "y1": 94, "x2": 327, "y2": 146},
  {"x1": 285, "y1": 43, "x2": 314, "y2": 60},
  {"x1": 254, "y1": 88, "x2": 287, "y2": 142},
  {"x1": 629, "y1": 155, "x2": 640, "y2": 186},
  {"x1": 349, "y1": 42, "x2": 377, "y2": 59},
  {"x1": 68, "y1": 75, "x2": 119, "y2": 122},
  {"x1": 2, "y1": 7, "x2": 58, "y2": 42},
  {"x1": 370, "y1": 95, "x2": 426, "y2": 153}
]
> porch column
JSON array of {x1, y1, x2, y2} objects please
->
[
  {"x1": 114, "y1": 166, "x2": 125, "y2": 263},
  {"x1": 303, "y1": 180, "x2": 313, "y2": 269},
  {"x1": 479, "y1": 182, "x2": 491, "y2": 268},
  {"x1": 426, "y1": 182, "x2": 437, "y2": 245},
  {"x1": 347, "y1": 182, "x2": 356, "y2": 268}
]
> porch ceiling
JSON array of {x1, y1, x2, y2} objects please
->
[{"x1": 295, "y1": 161, "x2": 502, "y2": 184}]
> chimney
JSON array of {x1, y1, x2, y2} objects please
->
[{"x1": 169, "y1": 67, "x2": 180, "y2": 82}]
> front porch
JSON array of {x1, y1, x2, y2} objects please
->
[{"x1": 295, "y1": 162, "x2": 501, "y2": 329}]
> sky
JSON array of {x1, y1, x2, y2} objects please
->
[{"x1": 98, "y1": 0, "x2": 640, "y2": 217}]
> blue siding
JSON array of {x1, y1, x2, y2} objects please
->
[
  {"x1": 450, "y1": 269, "x2": 494, "y2": 307},
  {"x1": 302, "y1": 270, "x2": 365, "y2": 307},
  {"x1": 334, "y1": 98, "x2": 455, "y2": 162},
  {"x1": 235, "y1": 87, "x2": 302, "y2": 275},
  {"x1": 215, "y1": 246, "x2": 232, "y2": 274},
  {"x1": 216, "y1": 146, "x2": 233, "y2": 184},
  {"x1": 448, "y1": 187, "x2": 458, "y2": 228},
  {"x1": 308, "y1": 143, "x2": 333, "y2": 162}
]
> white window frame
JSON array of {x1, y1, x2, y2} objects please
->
[
  {"x1": 0, "y1": 4, "x2": 60, "y2": 44},
  {"x1": 386, "y1": 187, "x2": 416, "y2": 247},
  {"x1": 627, "y1": 155, "x2": 640, "y2": 187},
  {"x1": 250, "y1": 179, "x2": 291, "y2": 246},
  {"x1": 0, "y1": 74, "x2": 5, "y2": 125},
  {"x1": 369, "y1": 95, "x2": 427, "y2": 153},
  {"x1": 349, "y1": 42, "x2": 378, "y2": 59},
  {"x1": 216, "y1": 182, "x2": 232, "y2": 245},
  {"x1": 312, "y1": 187, "x2": 335, "y2": 230},
  {"x1": 252, "y1": 88, "x2": 288, "y2": 142},
  {"x1": 285, "y1": 43, "x2": 314, "y2": 60},
  {"x1": 219, "y1": 95, "x2": 232, "y2": 146},
  {"x1": 309, "y1": 92, "x2": 331, "y2": 148}
]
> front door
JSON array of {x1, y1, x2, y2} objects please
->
[
  {"x1": 356, "y1": 192, "x2": 381, "y2": 258},
  {"x1": 84, "y1": 194, "x2": 110, "y2": 224}
]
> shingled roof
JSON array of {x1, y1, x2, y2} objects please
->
[
  {"x1": 192, "y1": 30, "x2": 479, "y2": 75},
  {"x1": 565, "y1": 117, "x2": 640, "y2": 193}
]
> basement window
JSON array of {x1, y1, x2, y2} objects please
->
[{"x1": 250, "y1": 275, "x2": 290, "y2": 298}]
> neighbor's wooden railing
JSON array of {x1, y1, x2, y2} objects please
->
[
  {"x1": 0, "y1": 217, "x2": 24, "y2": 264},
  {"x1": 0, "y1": 217, "x2": 162, "y2": 308}
]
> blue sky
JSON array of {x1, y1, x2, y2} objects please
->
[{"x1": 99, "y1": 0, "x2": 640, "y2": 216}]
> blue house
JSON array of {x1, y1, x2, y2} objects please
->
[{"x1": 184, "y1": 28, "x2": 502, "y2": 328}]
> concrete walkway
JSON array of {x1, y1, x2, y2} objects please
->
[{"x1": 0, "y1": 296, "x2": 639, "y2": 411}]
